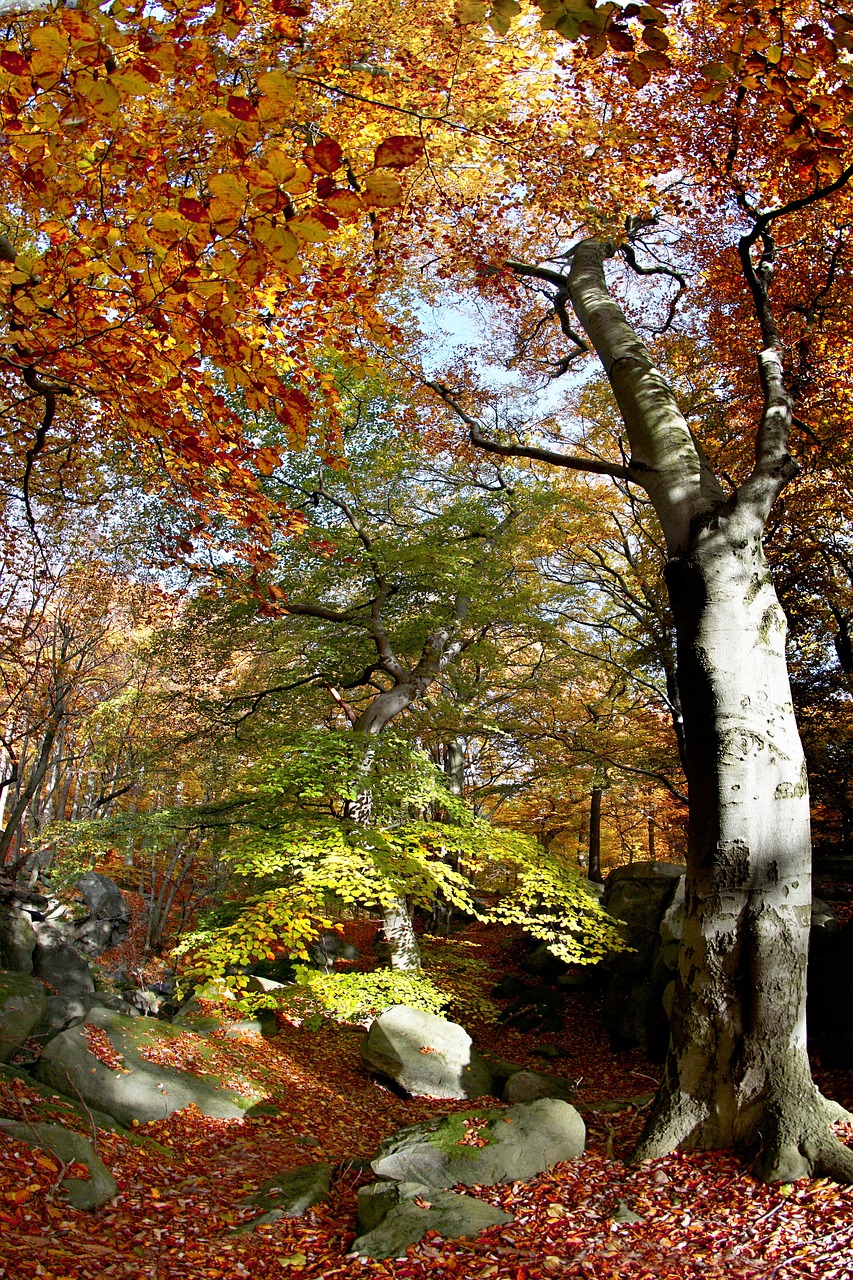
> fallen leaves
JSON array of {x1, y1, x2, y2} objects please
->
[{"x1": 0, "y1": 922, "x2": 851, "y2": 1279}]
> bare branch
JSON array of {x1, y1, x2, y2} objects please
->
[{"x1": 425, "y1": 380, "x2": 635, "y2": 482}]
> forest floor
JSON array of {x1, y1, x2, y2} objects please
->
[{"x1": 1, "y1": 919, "x2": 852, "y2": 1280}]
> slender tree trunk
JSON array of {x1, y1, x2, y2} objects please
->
[
  {"x1": 588, "y1": 785, "x2": 604, "y2": 883},
  {"x1": 348, "y1": 694, "x2": 422, "y2": 971},
  {"x1": 633, "y1": 520, "x2": 853, "y2": 1181}
]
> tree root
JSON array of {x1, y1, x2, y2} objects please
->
[{"x1": 631, "y1": 1087, "x2": 853, "y2": 1185}]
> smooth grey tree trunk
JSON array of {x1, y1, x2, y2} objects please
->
[
  {"x1": 631, "y1": 516, "x2": 849, "y2": 1180},
  {"x1": 588, "y1": 785, "x2": 603, "y2": 883},
  {"x1": 486, "y1": 233, "x2": 853, "y2": 1182},
  {"x1": 348, "y1": 698, "x2": 422, "y2": 972}
]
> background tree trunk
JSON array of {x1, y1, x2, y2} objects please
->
[{"x1": 588, "y1": 785, "x2": 604, "y2": 883}]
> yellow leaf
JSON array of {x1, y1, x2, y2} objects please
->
[
  {"x1": 266, "y1": 149, "x2": 297, "y2": 184},
  {"x1": 76, "y1": 73, "x2": 121, "y2": 119},
  {"x1": 151, "y1": 211, "x2": 192, "y2": 237},
  {"x1": 110, "y1": 69, "x2": 155, "y2": 96},
  {"x1": 209, "y1": 197, "x2": 242, "y2": 236},
  {"x1": 253, "y1": 220, "x2": 299, "y2": 263},
  {"x1": 30, "y1": 25, "x2": 69, "y2": 63},
  {"x1": 208, "y1": 172, "x2": 247, "y2": 213},
  {"x1": 322, "y1": 189, "x2": 362, "y2": 216},
  {"x1": 457, "y1": 0, "x2": 488, "y2": 22},
  {"x1": 288, "y1": 214, "x2": 330, "y2": 244},
  {"x1": 257, "y1": 69, "x2": 294, "y2": 106},
  {"x1": 362, "y1": 173, "x2": 403, "y2": 208},
  {"x1": 282, "y1": 163, "x2": 314, "y2": 195}
]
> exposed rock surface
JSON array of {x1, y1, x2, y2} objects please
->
[
  {"x1": 361, "y1": 1005, "x2": 494, "y2": 1100},
  {"x1": 73, "y1": 872, "x2": 131, "y2": 956},
  {"x1": 0, "y1": 1120, "x2": 117, "y2": 1209},
  {"x1": 370, "y1": 1098, "x2": 585, "y2": 1188},
  {"x1": 0, "y1": 970, "x2": 47, "y2": 1062},
  {"x1": 350, "y1": 1180, "x2": 512, "y2": 1260},
  {"x1": 0, "y1": 904, "x2": 37, "y2": 973},
  {"x1": 35, "y1": 1006, "x2": 267, "y2": 1125}
]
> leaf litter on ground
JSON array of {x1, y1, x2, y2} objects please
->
[{"x1": 0, "y1": 920, "x2": 851, "y2": 1280}]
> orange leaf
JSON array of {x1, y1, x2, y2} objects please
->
[
  {"x1": 304, "y1": 138, "x2": 343, "y2": 174},
  {"x1": 362, "y1": 173, "x2": 404, "y2": 208},
  {"x1": 275, "y1": 388, "x2": 312, "y2": 441},
  {"x1": 373, "y1": 135, "x2": 425, "y2": 169}
]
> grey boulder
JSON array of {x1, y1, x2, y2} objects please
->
[
  {"x1": 361, "y1": 1005, "x2": 494, "y2": 1099},
  {"x1": 239, "y1": 1163, "x2": 331, "y2": 1230},
  {"x1": 0, "y1": 1120, "x2": 117, "y2": 1209},
  {"x1": 502, "y1": 1069, "x2": 577, "y2": 1105},
  {"x1": 0, "y1": 970, "x2": 47, "y2": 1062},
  {"x1": 350, "y1": 1180, "x2": 512, "y2": 1260},
  {"x1": 35, "y1": 1005, "x2": 266, "y2": 1125},
  {"x1": 370, "y1": 1097, "x2": 585, "y2": 1188},
  {"x1": 0, "y1": 904, "x2": 37, "y2": 973},
  {"x1": 31, "y1": 928, "x2": 94, "y2": 998}
]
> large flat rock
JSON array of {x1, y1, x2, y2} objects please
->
[
  {"x1": 35, "y1": 1006, "x2": 268, "y2": 1126},
  {"x1": 370, "y1": 1097, "x2": 585, "y2": 1188}
]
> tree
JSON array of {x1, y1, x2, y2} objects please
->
[
  {"x1": 242, "y1": 375, "x2": 565, "y2": 965},
  {"x1": 6, "y1": 0, "x2": 853, "y2": 1184},
  {"x1": 423, "y1": 50, "x2": 853, "y2": 1190}
]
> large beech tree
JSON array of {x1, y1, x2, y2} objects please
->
[
  {"x1": 482, "y1": 226, "x2": 851, "y2": 1183},
  {"x1": 412, "y1": 0, "x2": 853, "y2": 1188},
  {"x1": 4, "y1": 0, "x2": 853, "y2": 1185}
]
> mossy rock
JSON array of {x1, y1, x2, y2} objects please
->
[
  {"x1": 35, "y1": 1006, "x2": 271, "y2": 1126},
  {"x1": 371, "y1": 1098, "x2": 586, "y2": 1188},
  {"x1": 0, "y1": 1119, "x2": 117, "y2": 1209},
  {"x1": 0, "y1": 970, "x2": 47, "y2": 1063},
  {"x1": 350, "y1": 1181, "x2": 512, "y2": 1260}
]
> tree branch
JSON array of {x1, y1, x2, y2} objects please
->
[{"x1": 425, "y1": 380, "x2": 635, "y2": 481}]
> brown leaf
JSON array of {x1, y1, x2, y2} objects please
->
[{"x1": 373, "y1": 135, "x2": 425, "y2": 169}]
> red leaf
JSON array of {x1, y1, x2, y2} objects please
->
[
  {"x1": 373, "y1": 135, "x2": 425, "y2": 169},
  {"x1": 227, "y1": 94, "x2": 258, "y2": 120},
  {"x1": 0, "y1": 50, "x2": 30, "y2": 75},
  {"x1": 178, "y1": 196, "x2": 209, "y2": 223},
  {"x1": 305, "y1": 138, "x2": 343, "y2": 174}
]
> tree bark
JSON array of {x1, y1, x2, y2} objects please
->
[
  {"x1": 588, "y1": 785, "x2": 604, "y2": 883},
  {"x1": 488, "y1": 234, "x2": 853, "y2": 1182},
  {"x1": 630, "y1": 515, "x2": 853, "y2": 1180},
  {"x1": 348, "y1": 699, "x2": 422, "y2": 971}
]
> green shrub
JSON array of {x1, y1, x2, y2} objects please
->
[{"x1": 281, "y1": 966, "x2": 450, "y2": 1026}]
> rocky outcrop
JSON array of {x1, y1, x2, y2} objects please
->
[
  {"x1": 361, "y1": 1005, "x2": 494, "y2": 1100},
  {"x1": 601, "y1": 862, "x2": 685, "y2": 1060},
  {"x1": 809, "y1": 913, "x2": 853, "y2": 1067},
  {"x1": 370, "y1": 1098, "x2": 585, "y2": 1188},
  {"x1": 0, "y1": 970, "x2": 47, "y2": 1062},
  {"x1": 350, "y1": 1181, "x2": 512, "y2": 1260},
  {"x1": 73, "y1": 872, "x2": 131, "y2": 956},
  {"x1": 35, "y1": 1006, "x2": 268, "y2": 1125},
  {"x1": 502, "y1": 1069, "x2": 577, "y2": 1105},
  {"x1": 0, "y1": 903, "x2": 37, "y2": 973}
]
